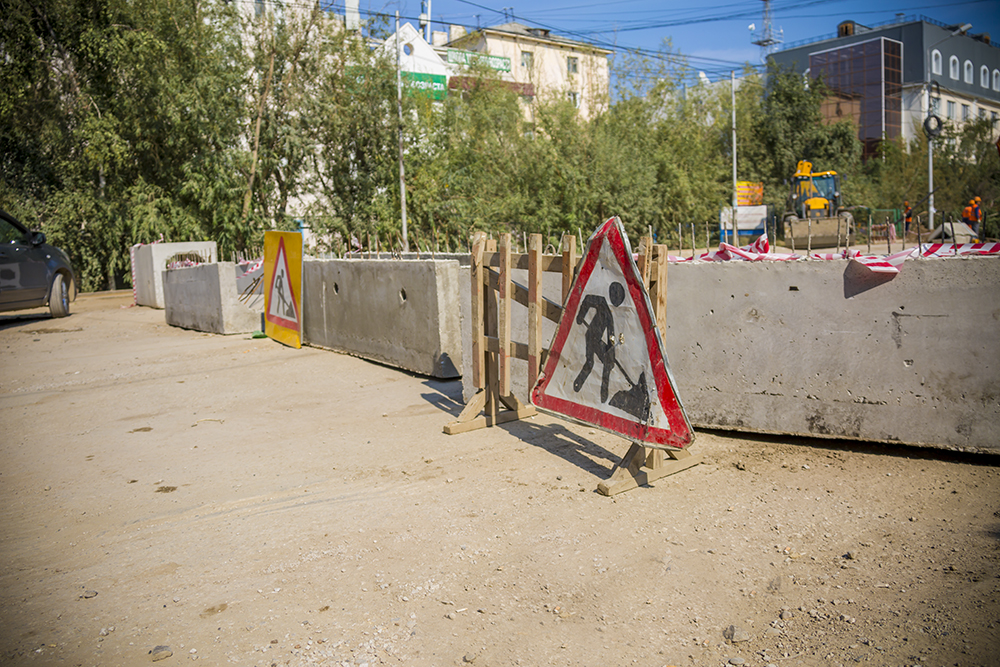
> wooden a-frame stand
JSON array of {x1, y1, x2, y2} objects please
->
[{"x1": 444, "y1": 230, "x2": 700, "y2": 496}]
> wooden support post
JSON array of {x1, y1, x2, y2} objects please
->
[
  {"x1": 484, "y1": 238, "x2": 499, "y2": 425},
  {"x1": 528, "y1": 233, "x2": 543, "y2": 389},
  {"x1": 470, "y1": 232, "x2": 485, "y2": 390},
  {"x1": 637, "y1": 236, "x2": 653, "y2": 287},
  {"x1": 498, "y1": 234, "x2": 512, "y2": 397},
  {"x1": 651, "y1": 244, "x2": 668, "y2": 334},
  {"x1": 561, "y1": 234, "x2": 576, "y2": 305}
]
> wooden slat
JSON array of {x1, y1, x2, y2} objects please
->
[
  {"x1": 652, "y1": 244, "x2": 668, "y2": 332},
  {"x1": 637, "y1": 236, "x2": 653, "y2": 288},
  {"x1": 528, "y1": 233, "x2": 543, "y2": 389},
  {"x1": 561, "y1": 234, "x2": 576, "y2": 304},
  {"x1": 486, "y1": 269, "x2": 562, "y2": 323},
  {"x1": 470, "y1": 232, "x2": 485, "y2": 389},
  {"x1": 498, "y1": 233, "x2": 511, "y2": 397},
  {"x1": 484, "y1": 252, "x2": 563, "y2": 273},
  {"x1": 484, "y1": 238, "x2": 498, "y2": 422},
  {"x1": 485, "y1": 336, "x2": 548, "y2": 366}
]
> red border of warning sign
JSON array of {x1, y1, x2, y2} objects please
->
[
  {"x1": 266, "y1": 236, "x2": 301, "y2": 331},
  {"x1": 530, "y1": 217, "x2": 693, "y2": 450}
]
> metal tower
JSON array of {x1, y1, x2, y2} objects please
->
[{"x1": 750, "y1": 0, "x2": 783, "y2": 64}]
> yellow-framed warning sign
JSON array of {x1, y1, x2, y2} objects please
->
[{"x1": 264, "y1": 231, "x2": 303, "y2": 349}]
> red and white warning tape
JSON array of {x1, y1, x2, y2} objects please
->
[
  {"x1": 238, "y1": 257, "x2": 264, "y2": 278},
  {"x1": 665, "y1": 234, "x2": 1000, "y2": 275}
]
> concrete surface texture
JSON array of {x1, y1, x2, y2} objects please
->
[
  {"x1": 302, "y1": 258, "x2": 462, "y2": 378},
  {"x1": 661, "y1": 255, "x2": 1000, "y2": 453},
  {"x1": 1, "y1": 291, "x2": 998, "y2": 667},
  {"x1": 163, "y1": 262, "x2": 262, "y2": 335},
  {"x1": 133, "y1": 241, "x2": 217, "y2": 308}
]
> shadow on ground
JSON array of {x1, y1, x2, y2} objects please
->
[
  {"x1": 0, "y1": 312, "x2": 56, "y2": 332},
  {"x1": 701, "y1": 427, "x2": 1000, "y2": 467}
]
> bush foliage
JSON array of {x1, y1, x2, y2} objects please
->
[{"x1": 2, "y1": 1, "x2": 997, "y2": 290}]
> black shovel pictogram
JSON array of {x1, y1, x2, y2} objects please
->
[{"x1": 609, "y1": 357, "x2": 651, "y2": 423}]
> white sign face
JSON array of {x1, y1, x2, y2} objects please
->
[
  {"x1": 531, "y1": 217, "x2": 693, "y2": 450},
  {"x1": 267, "y1": 242, "x2": 298, "y2": 325},
  {"x1": 543, "y1": 236, "x2": 672, "y2": 428}
]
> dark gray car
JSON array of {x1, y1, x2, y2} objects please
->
[{"x1": 0, "y1": 209, "x2": 76, "y2": 317}]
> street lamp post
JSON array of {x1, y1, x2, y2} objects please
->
[{"x1": 925, "y1": 23, "x2": 971, "y2": 232}]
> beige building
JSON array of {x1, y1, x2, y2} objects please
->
[{"x1": 442, "y1": 22, "x2": 611, "y2": 121}]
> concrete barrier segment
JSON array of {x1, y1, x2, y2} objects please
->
[
  {"x1": 302, "y1": 258, "x2": 463, "y2": 378},
  {"x1": 163, "y1": 262, "x2": 262, "y2": 335},
  {"x1": 133, "y1": 242, "x2": 218, "y2": 309}
]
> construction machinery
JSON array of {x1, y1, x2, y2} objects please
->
[{"x1": 783, "y1": 160, "x2": 853, "y2": 248}]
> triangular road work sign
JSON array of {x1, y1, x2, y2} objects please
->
[
  {"x1": 530, "y1": 217, "x2": 693, "y2": 450},
  {"x1": 267, "y1": 237, "x2": 300, "y2": 328},
  {"x1": 264, "y1": 231, "x2": 303, "y2": 348}
]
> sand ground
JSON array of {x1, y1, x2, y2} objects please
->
[{"x1": 1, "y1": 291, "x2": 998, "y2": 667}]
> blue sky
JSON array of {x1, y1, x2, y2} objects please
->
[{"x1": 365, "y1": 0, "x2": 1000, "y2": 82}]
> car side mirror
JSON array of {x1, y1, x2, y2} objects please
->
[{"x1": 30, "y1": 231, "x2": 46, "y2": 246}]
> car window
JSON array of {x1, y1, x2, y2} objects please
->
[{"x1": 0, "y1": 218, "x2": 28, "y2": 244}]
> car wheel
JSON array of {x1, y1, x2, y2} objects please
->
[{"x1": 50, "y1": 273, "x2": 70, "y2": 318}]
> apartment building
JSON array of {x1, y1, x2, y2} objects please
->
[
  {"x1": 443, "y1": 22, "x2": 612, "y2": 121},
  {"x1": 770, "y1": 15, "x2": 1000, "y2": 157}
]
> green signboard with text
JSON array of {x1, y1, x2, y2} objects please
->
[
  {"x1": 446, "y1": 49, "x2": 511, "y2": 72},
  {"x1": 402, "y1": 71, "x2": 448, "y2": 100}
]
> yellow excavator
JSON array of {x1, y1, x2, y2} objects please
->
[{"x1": 783, "y1": 160, "x2": 853, "y2": 248}]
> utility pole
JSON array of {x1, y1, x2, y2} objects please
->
[
  {"x1": 396, "y1": 11, "x2": 409, "y2": 252},
  {"x1": 731, "y1": 70, "x2": 738, "y2": 244}
]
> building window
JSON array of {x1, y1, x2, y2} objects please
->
[
  {"x1": 255, "y1": 0, "x2": 265, "y2": 16},
  {"x1": 979, "y1": 108, "x2": 986, "y2": 120},
  {"x1": 947, "y1": 100, "x2": 955, "y2": 119},
  {"x1": 964, "y1": 60, "x2": 973, "y2": 84},
  {"x1": 567, "y1": 57, "x2": 578, "y2": 75},
  {"x1": 808, "y1": 37, "x2": 901, "y2": 159},
  {"x1": 992, "y1": 111, "x2": 999, "y2": 125},
  {"x1": 982, "y1": 65, "x2": 990, "y2": 88},
  {"x1": 950, "y1": 56, "x2": 959, "y2": 80},
  {"x1": 994, "y1": 69, "x2": 1000, "y2": 91},
  {"x1": 521, "y1": 51, "x2": 533, "y2": 69},
  {"x1": 930, "y1": 97, "x2": 940, "y2": 115},
  {"x1": 567, "y1": 91, "x2": 580, "y2": 107},
  {"x1": 962, "y1": 104, "x2": 970, "y2": 121},
  {"x1": 931, "y1": 49, "x2": 942, "y2": 76}
]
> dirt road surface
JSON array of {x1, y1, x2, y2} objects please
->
[{"x1": 1, "y1": 292, "x2": 998, "y2": 667}]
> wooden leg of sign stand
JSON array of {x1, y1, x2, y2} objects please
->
[
  {"x1": 443, "y1": 389, "x2": 534, "y2": 434},
  {"x1": 597, "y1": 444, "x2": 701, "y2": 496},
  {"x1": 444, "y1": 353, "x2": 535, "y2": 435}
]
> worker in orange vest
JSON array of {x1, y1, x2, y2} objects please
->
[
  {"x1": 903, "y1": 201, "x2": 912, "y2": 234},
  {"x1": 971, "y1": 196, "x2": 982, "y2": 238},
  {"x1": 962, "y1": 200, "x2": 974, "y2": 225}
]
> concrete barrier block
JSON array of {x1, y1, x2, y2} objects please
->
[
  {"x1": 660, "y1": 256, "x2": 1000, "y2": 453},
  {"x1": 134, "y1": 242, "x2": 218, "y2": 308},
  {"x1": 164, "y1": 262, "x2": 261, "y2": 335},
  {"x1": 303, "y1": 259, "x2": 462, "y2": 378}
]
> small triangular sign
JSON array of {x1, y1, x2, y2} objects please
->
[
  {"x1": 530, "y1": 217, "x2": 693, "y2": 450},
  {"x1": 266, "y1": 237, "x2": 300, "y2": 330}
]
